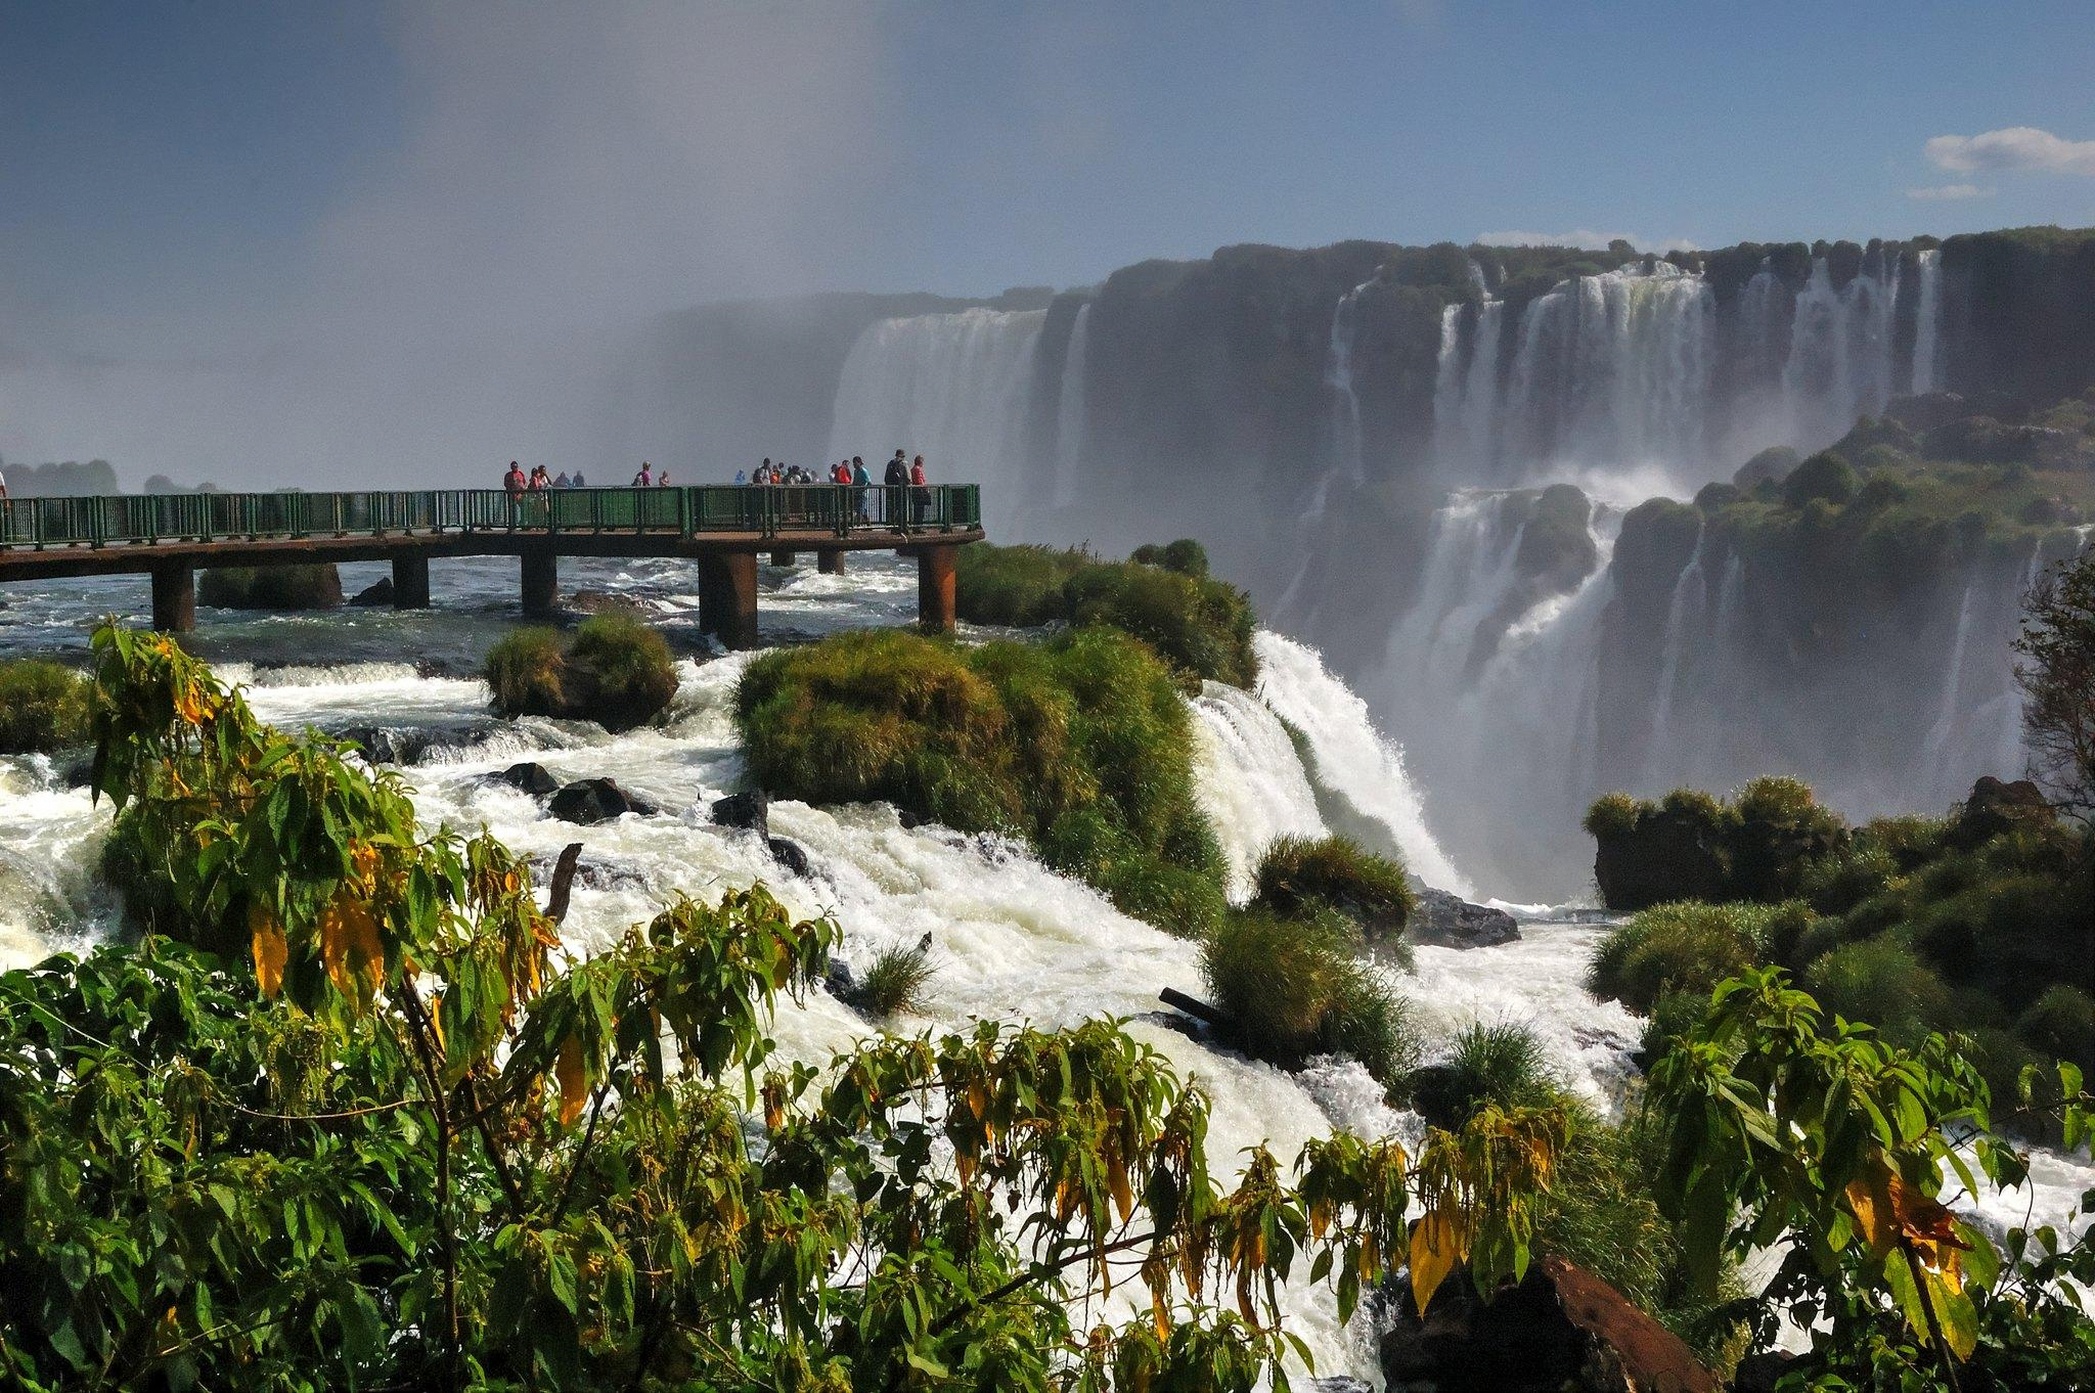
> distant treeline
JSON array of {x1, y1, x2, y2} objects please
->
[{"x1": 0, "y1": 458, "x2": 219, "y2": 495}]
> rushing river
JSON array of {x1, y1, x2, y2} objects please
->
[{"x1": 1, "y1": 552, "x2": 2087, "y2": 1385}]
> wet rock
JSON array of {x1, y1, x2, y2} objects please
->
[
  {"x1": 1405, "y1": 887, "x2": 1520, "y2": 949},
  {"x1": 568, "y1": 589, "x2": 650, "y2": 618},
  {"x1": 825, "y1": 959, "x2": 857, "y2": 999},
  {"x1": 1950, "y1": 774, "x2": 2052, "y2": 848},
  {"x1": 549, "y1": 777, "x2": 659, "y2": 825},
  {"x1": 712, "y1": 790, "x2": 770, "y2": 839},
  {"x1": 349, "y1": 576, "x2": 395, "y2": 606},
  {"x1": 1379, "y1": 1257, "x2": 1718, "y2": 1393},
  {"x1": 337, "y1": 727, "x2": 426, "y2": 765},
  {"x1": 896, "y1": 808, "x2": 929, "y2": 830},
  {"x1": 767, "y1": 836, "x2": 810, "y2": 877},
  {"x1": 498, "y1": 762, "x2": 561, "y2": 796}
]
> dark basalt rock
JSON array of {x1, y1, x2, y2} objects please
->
[
  {"x1": 767, "y1": 836, "x2": 810, "y2": 876},
  {"x1": 549, "y1": 778, "x2": 659, "y2": 825},
  {"x1": 712, "y1": 790, "x2": 770, "y2": 838},
  {"x1": 1405, "y1": 887, "x2": 1520, "y2": 949},
  {"x1": 824, "y1": 959, "x2": 857, "y2": 1000},
  {"x1": 1379, "y1": 1256, "x2": 1718, "y2": 1393},
  {"x1": 1948, "y1": 774, "x2": 2052, "y2": 849},
  {"x1": 349, "y1": 576, "x2": 394, "y2": 606},
  {"x1": 498, "y1": 762, "x2": 562, "y2": 796},
  {"x1": 568, "y1": 589, "x2": 650, "y2": 618},
  {"x1": 337, "y1": 727, "x2": 427, "y2": 766}
]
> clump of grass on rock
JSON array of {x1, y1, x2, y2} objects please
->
[
  {"x1": 1251, "y1": 834, "x2": 1413, "y2": 942},
  {"x1": 851, "y1": 939, "x2": 936, "y2": 1018},
  {"x1": 735, "y1": 626, "x2": 1226, "y2": 937},
  {"x1": 485, "y1": 615, "x2": 679, "y2": 733},
  {"x1": 1586, "y1": 900, "x2": 1780, "y2": 1014},
  {"x1": 0, "y1": 659, "x2": 92, "y2": 754}
]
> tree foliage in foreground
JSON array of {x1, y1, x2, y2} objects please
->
[
  {"x1": 0, "y1": 626, "x2": 1563, "y2": 1391},
  {"x1": 2015, "y1": 545, "x2": 2095, "y2": 817}
]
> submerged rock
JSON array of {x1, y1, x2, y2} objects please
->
[
  {"x1": 349, "y1": 576, "x2": 394, "y2": 606},
  {"x1": 1379, "y1": 1257, "x2": 1717, "y2": 1393},
  {"x1": 767, "y1": 836, "x2": 810, "y2": 877},
  {"x1": 497, "y1": 762, "x2": 561, "y2": 796},
  {"x1": 1405, "y1": 887, "x2": 1520, "y2": 949},
  {"x1": 549, "y1": 778, "x2": 659, "y2": 825},
  {"x1": 712, "y1": 790, "x2": 770, "y2": 838}
]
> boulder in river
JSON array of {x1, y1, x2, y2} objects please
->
[
  {"x1": 711, "y1": 790, "x2": 770, "y2": 838},
  {"x1": 349, "y1": 576, "x2": 394, "y2": 606},
  {"x1": 1379, "y1": 1256, "x2": 1717, "y2": 1393},
  {"x1": 767, "y1": 836, "x2": 810, "y2": 877},
  {"x1": 549, "y1": 778, "x2": 659, "y2": 825},
  {"x1": 1405, "y1": 887, "x2": 1520, "y2": 949},
  {"x1": 498, "y1": 762, "x2": 562, "y2": 796}
]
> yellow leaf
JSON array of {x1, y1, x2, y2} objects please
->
[
  {"x1": 1409, "y1": 1207, "x2": 1463, "y2": 1315},
  {"x1": 1845, "y1": 1162, "x2": 1897, "y2": 1259},
  {"x1": 319, "y1": 899, "x2": 386, "y2": 1006},
  {"x1": 556, "y1": 1035, "x2": 587, "y2": 1128},
  {"x1": 249, "y1": 905, "x2": 287, "y2": 999}
]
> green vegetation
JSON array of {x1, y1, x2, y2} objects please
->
[
  {"x1": 197, "y1": 563, "x2": 344, "y2": 609},
  {"x1": 950, "y1": 539, "x2": 1258, "y2": 687},
  {"x1": 0, "y1": 659, "x2": 91, "y2": 754},
  {"x1": 1586, "y1": 776, "x2": 1846, "y2": 911},
  {"x1": 1250, "y1": 833, "x2": 1413, "y2": 940},
  {"x1": 1200, "y1": 905, "x2": 1419, "y2": 1092},
  {"x1": 1588, "y1": 901, "x2": 1773, "y2": 1014},
  {"x1": 736, "y1": 626, "x2": 1227, "y2": 936},
  {"x1": 2015, "y1": 545, "x2": 2095, "y2": 816},
  {"x1": 852, "y1": 938, "x2": 936, "y2": 1017},
  {"x1": 1412, "y1": 1021, "x2": 1559, "y2": 1127},
  {"x1": 1, "y1": 624, "x2": 1600, "y2": 1389},
  {"x1": 485, "y1": 615, "x2": 679, "y2": 732}
]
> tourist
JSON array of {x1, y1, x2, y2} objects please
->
[
  {"x1": 504, "y1": 461, "x2": 527, "y2": 501},
  {"x1": 571, "y1": 470, "x2": 587, "y2": 487},
  {"x1": 852, "y1": 456, "x2": 871, "y2": 522},
  {"x1": 733, "y1": 468, "x2": 748, "y2": 486},
  {"x1": 832, "y1": 459, "x2": 851, "y2": 486},
  {"x1": 884, "y1": 450, "x2": 909, "y2": 529},
  {"x1": 634, "y1": 462, "x2": 653, "y2": 487},
  {"x1": 552, "y1": 471, "x2": 571, "y2": 489},
  {"x1": 911, "y1": 454, "x2": 931, "y2": 523},
  {"x1": 529, "y1": 465, "x2": 551, "y2": 491}
]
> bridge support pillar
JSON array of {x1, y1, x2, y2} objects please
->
[
  {"x1": 817, "y1": 549, "x2": 846, "y2": 576},
  {"x1": 917, "y1": 545, "x2": 956, "y2": 635},
  {"x1": 770, "y1": 550, "x2": 797, "y2": 568},
  {"x1": 700, "y1": 552, "x2": 760, "y2": 650},
  {"x1": 151, "y1": 562, "x2": 195, "y2": 633},
  {"x1": 391, "y1": 554, "x2": 431, "y2": 609},
  {"x1": 520, "y1": 547, "x2": 558, "y2": 618}
]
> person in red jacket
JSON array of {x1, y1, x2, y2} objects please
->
[{"x1": 910, "y1": 454, "x2": 930, "y2": 524}]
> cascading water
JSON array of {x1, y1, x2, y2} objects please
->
[
  {"x1": 1431, "y1": 263, "x2": 1505, "y2": 477},
  {"x1": 1644, "y1": 521, "x2": 1709, "y2": 782},
  {"x1": 1911, "y1": 247, "x2": 1944, "y2": 394},
  {"x1": 824, "y1": 307, "x2": 1045, "y2": 532},
  {"x1": 1276, "y1": 280, "x2": 1378, "y2": 624},
  {"x1": 1188, "y1": 679, "x2": 1329, "y2": 900},
  {"x1": 1778, "y1": 256, "x2": 1900, "y2": 450},
  {"x1": 1050, "y1": 301, "x2": 1091, "y2": 512}
]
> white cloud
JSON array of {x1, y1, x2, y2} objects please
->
[
  {"x1": 1475, "y1": 230, "x2": 1698, "y2": 254},
  {"x1": 1907, "y1": 183, "x2": 1993, "y2": 201},
  {"x1": 1925, "y1": 126, "x2": 2095, "y2": 176}
]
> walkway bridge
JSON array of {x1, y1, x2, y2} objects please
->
[{"x1": 0, "y1": 485, "x2": 984, "y2": 648}]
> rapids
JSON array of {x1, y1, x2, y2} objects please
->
[{"x1": 2, "y1": 553, "x2": 2088, "y2": 1385}]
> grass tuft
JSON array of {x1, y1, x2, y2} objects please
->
[
  {"x1": 0, "y1": 659, "x2": 92, "y2": 754},
  {"x1": 853, "y1": 940, "x2": 936, "y2": 1018}
]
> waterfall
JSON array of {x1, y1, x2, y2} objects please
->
[
  {"x1": 1923, "y1": 581, "x2": 1978, "y2": 770},
  {"x1": 1645, "y1": 524, "x2": 1709, "y2": 782},
  {"x1": 1189, "y1": 679, "x2": 1329, "y2": 901},
  {"x1": 1499, "y1": 262, "x2": 1715, "y2": 491},
  {"x1": 1779, "y1": 256, "x2": 1901, "y2": 449},
  {"x1": 825, "y1": 307, "x2": 1046, "y2": 532},
  {"x1": 1252, "y1": 631, "x2": 1472, "y2": 897},
  {"x1": 1431, "y1": 303, "x2": 1467, "y2": 470},
  {"x1": 1050, "y1": 302, "x2": 1091, "y2": 512},
  {"x1": 1911, "y1": 248, "x2": 1944, "y2": 394},
  {"x1": 1325, "y1": 280, "x2": 1374, "y2": 485},
  {"x1": 1432, "y1": 263, "x2": 1505, "y2": 477}
]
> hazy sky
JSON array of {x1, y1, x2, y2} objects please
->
[{"x1": 4, "y1": 0, "x2": 2093, "y2": 482}]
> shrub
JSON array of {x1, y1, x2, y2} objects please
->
[
  {"x1": 1587, "y1": 901, "x2": 1768, "y2": 1013},
  {"x1": 853, "y1": 939, "x2": 936, "y2": 1017},
  {"x1": 197, "y1": 564, "x2": 344, "y2": 609},
  {"x1": 485, "y1": 618, "x2": 679, "y2": 732},
  {"x1": 1063, "y1": 561, "x2": 1258, "y2": 688},
  {"x1": 2017, "y1": 984, "x2": 2095, "y2": 1071},
  {"x1": 1586, "y1": 779, "x2": 1850, "y2": 910},
  {"x1": 1803, "y1": 937, "x2": 1952, "y2": 1046},
  {"x1": 0, "y1": 659, "x2": 92, "y2": 753},
  {"x1": 1782, "y1": 450, "x2": 1860, "y2": 508},
  {"x1": 953, "y1": 542, "x2": 1092, "y2": 627},
  {"x1": 1414, "y1": 1022, "x2": 1557, "y2": 1127},
  {"x1": 1201, "y1": 906, "x2": 1420, "y2": 1094},
  {"x1": 1131, "y1": 538, "x2": 1211, "y2": 578},
  {"x1": 1250, "y1": 834, "x2": 1413, "y2": 939},
  {"x1": 1733, "y1": 445, "x2": 1799, "y2": 488},
  {"x1": 1729, "y1": 776, "x2": 1848, "y2": 901},
  {"x1": 737, "y1": 627, "x2": 1227, "y2": 936}
]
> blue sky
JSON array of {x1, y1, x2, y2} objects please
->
[{"x1": 2, "y1": 0, "x2": 2092, "y2": 480}]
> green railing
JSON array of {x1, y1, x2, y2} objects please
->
[{"x1": 0, "y1": 485, "x2": 982, "y2": 551}]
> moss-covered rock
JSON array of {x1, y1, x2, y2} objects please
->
[
  {"x1": 0, "y1": 660, "x2": 92, "y2": 754},
  {"x1": 197, "y1": 565, "x2": 344, "y2": 609},
  {"x1": 1781, "y1": 451, "x2": 1859, "y2": 508},
  {"x1": 1250, "y1": 833, "x2": 1413, "y2": 939},
  {"x1": 484, "y1": 616, "x2": 678, "y2": 732},
  {"x1": 1586, "y1": 779, "x2": 1849, "y2": 911}
]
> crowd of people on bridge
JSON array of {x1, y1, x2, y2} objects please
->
[{"x1": 497, "y1": 449, "x2": 937, "y2": 524}]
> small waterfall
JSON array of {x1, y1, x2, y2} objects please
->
[
  {"x1": 1778, "y1": 256, "x2": 1900, "y2": 449},
  {"x1": 825, "y1": 307, "x2": 1046, "y2": 532},
  {"x1": 1500, "y1": 262, "x2": 1715, "y2": 489},
  {"x1": 1252, "y1": 631, "x2": 1471, "y2": 896},
  {"x1": 1432, "y1": 263, "x2": 1505, "y2": 476},
  {"x1": 1923, "y1": 581, "x2": 1978, "y2": 767},
  {"x1": 1911, "y1": 248, "x2": 1944, "y2": 394},
  {"x1": 1644, "y1": 524, "x2": 1709, "y2": 783},
  {"x1": 1188, "y1": 680, "x2": 1329, "y2": 901},
  {"x1": 1325, "y1": 280, "x2": 1375, "y2": 485},
  {"x1": 1050, "y1": 302, "x2": 1091, "y2": 512},
  {"x1": 1431, "y1": 302, "x2": 1467, "y2": 469}
]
